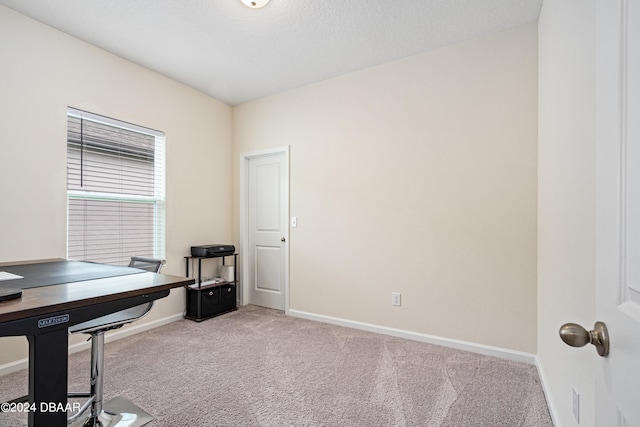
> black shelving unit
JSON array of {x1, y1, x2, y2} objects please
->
[{"x1": 184, "y1": 253, "x2": 238, "y2": 321}]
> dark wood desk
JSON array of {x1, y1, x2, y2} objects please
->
[{"x1": 0, "y1": 260, "x2": 193, "y2": 427}]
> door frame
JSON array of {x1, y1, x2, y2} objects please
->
[{"x1": 239, "y1": 146, "x2": 290, "y2": 313}]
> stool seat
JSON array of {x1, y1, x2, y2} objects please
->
[{"x1": 69, "y1": 303, "x2": 153, "y2": 335}]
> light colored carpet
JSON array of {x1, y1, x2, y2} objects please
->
[{"x1": 0, "y1": 305, "x2": 553, "y2": 426}]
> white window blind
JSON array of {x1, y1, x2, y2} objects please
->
[{"x1": 66, "y1": 107, "x2": 165, "y2": 266}]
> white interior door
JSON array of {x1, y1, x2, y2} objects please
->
[
  {"x1": 243, "y1": 149, "x2": 288, "y2": 310},
  {"x1": 595, "y1": 1, "x2": 640, "y2": 425}
]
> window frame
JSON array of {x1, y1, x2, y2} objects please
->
[{"x1": 66, "y1": 107, "x2": 166, "y2": 265}]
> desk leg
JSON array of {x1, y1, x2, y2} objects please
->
[{"x1": 27, "y1": 329, "x2": 69, "y2": 427}]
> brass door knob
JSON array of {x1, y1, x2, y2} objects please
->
[{"x1": 559, "y1": 321, "x2": 609, "y2": 357}]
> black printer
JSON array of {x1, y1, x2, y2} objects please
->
[{"x1": 191, "y1": 244, "x2": 235, "y2": 258}]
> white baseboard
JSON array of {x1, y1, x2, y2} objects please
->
[
  {"x1": 0, "y1": 313, "x2": 184, "y2": 377},
  {"x1": 287, "y1": 309, "x2": 537, "y2": 365},
  {"x1": 535, "y1": 360, "x2": 560, "y2": 427},
  {"x1": 0, "y1": 358, "x2": 31, "y2": 378}
]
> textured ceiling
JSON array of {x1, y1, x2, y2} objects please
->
[{"x1": 0, "y1": 0, "x2": 542, "y2": 105}]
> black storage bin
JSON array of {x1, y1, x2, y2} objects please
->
[{"x1": 185, "y1": 283, "x2": 236, "y2": 321}]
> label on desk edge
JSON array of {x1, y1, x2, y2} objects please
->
[{"x1": 37, "y1": 314, "x2": 69, "y2": 328}]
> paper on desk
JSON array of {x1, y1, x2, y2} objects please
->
[{"x1": 0, "y1": 271, "x2": 23, "y2": 281}]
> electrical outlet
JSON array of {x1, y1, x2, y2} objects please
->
[
  {"x1": 572, "y1": 387, "x2": 580, "y2": 423},
  {"x1": 391, "y1": 292, "x2": 401, "y2": 306}
]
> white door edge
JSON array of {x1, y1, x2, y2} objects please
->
[
  {"x1": 239, "y1": 146, "x2": 290, "y2": 313},
  {"x1": 595, "y1": 1, "x2": 640, "y2": 424}
]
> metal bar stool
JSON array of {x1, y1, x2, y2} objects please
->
[{"x1": 67, "y1": 256, "x2": 165, "y2": 427}]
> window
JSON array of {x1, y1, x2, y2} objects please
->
[{"x1": 66, "y1": 107, "x2": 165, "y2": 266}]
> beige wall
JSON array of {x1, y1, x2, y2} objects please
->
[
  {"x1": 537, "y1": 0, "x2": 597, "y2": 425},
  {"x1": 233, "y1": 24, "x2": 538, "y2": 353},
  {"x1": 0, "y1": 6, "x2": 233, "y2": 366}
]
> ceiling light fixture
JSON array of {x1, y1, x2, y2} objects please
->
[{"x1": 240, "y1": 0, "x2": 270, "y2": 8}]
